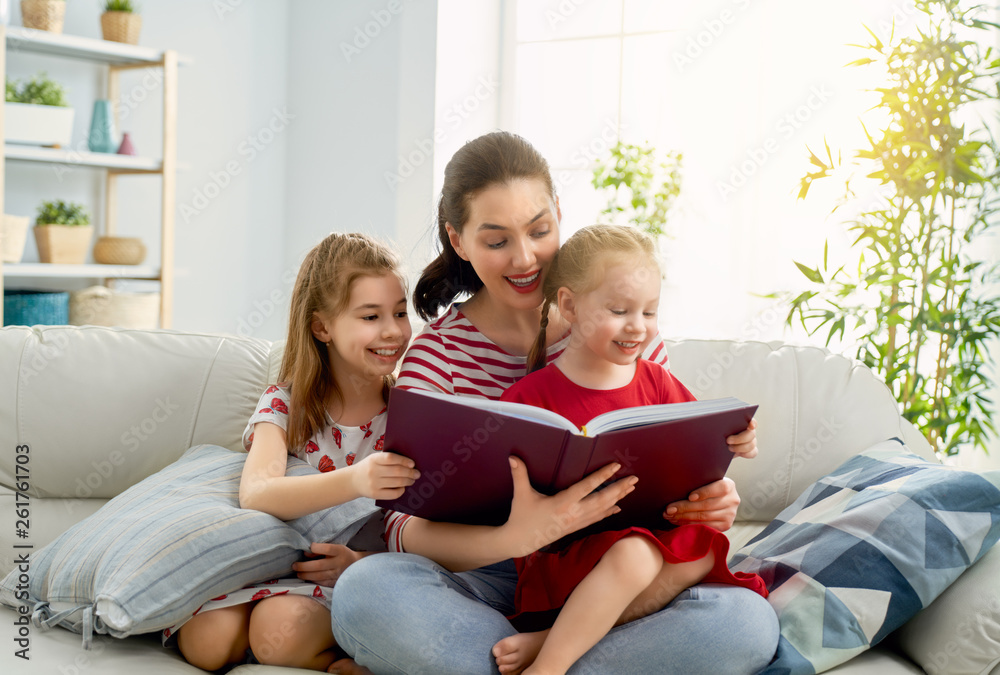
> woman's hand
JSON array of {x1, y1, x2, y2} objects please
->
[
  {"x1": 501, "y1": 457, "x2": 637, "y2": 557},
  {"x1": 350, "y1": 452, "x2": 420, "y2": 500},
  {"x1": 664, "y1": 477, "x2": 740, "y2": 531},
  {"x1": 727, "y1": 419, "x2": 758, "y2": 459},
  {"x1": 292, "y1": 542, "x2": 370, "y2": 586}
]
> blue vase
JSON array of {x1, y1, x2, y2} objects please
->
[{"x1": 88, "y1": 100, "x2": 117, "y2": 153}]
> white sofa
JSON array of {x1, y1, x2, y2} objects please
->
[{"x1": 1, "y1": 325, "x2": 998, "y2": 674}]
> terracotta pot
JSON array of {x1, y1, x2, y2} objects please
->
[
  {"x1": 100, "y1": 11, "x2": 141, "y2": 45},
  {"x1": 34, "y1": 225, "x2": 93, "y2": 264},
  {"x1": 21, "y1": 0, "x2": 66, "y2": 33}
]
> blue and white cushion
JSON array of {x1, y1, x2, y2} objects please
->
[{"x1": 729, "y1": 439, "x2": 1000, "y2": 674}]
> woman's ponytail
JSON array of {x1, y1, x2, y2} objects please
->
[{"x1": 413, "y1": 199, "x2": 483, "y2": 321}]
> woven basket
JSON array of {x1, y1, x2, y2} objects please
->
[
  {"x1": 4, "y1": 290, "x2": 69, "y2": 326},
  {"x1": 21, "y1": 0, "x2": 65, "y2": 33},
  {"x1": 100, "y1": 11, "x2": 141, "y2": 45},
  {"x1": 93, "y1": 236, "x2": 147, "y2": 265},
  {"x1": 1, "y1": 215, "x2": 30, "y2": 263},
  {"x1": 69, "y1": 286, "x2": 159, "y2": 329}
]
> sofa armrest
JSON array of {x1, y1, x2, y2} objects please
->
[{"x1": 894, "y1": 542, "x2": 1000, "y2": 674}]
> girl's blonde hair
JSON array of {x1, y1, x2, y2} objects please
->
[
  {"x1": 527, "y1": 225, "x2": 659, "y2": 374},
  {"x1": 279, "y1": 232, "x2": 405, "y2": 452}
]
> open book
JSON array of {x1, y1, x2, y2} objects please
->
[{"x1": 377, "y1": 388, "x2": 758, "y2": 532}]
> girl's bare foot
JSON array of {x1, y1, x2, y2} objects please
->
[
  {"x1": 492, "y1": 630, "x2": 549, "y2": 674},
  {"x1": 327, "y1": 656, "x2": 374, "y2": 674}
]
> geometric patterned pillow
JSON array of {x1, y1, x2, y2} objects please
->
[
  {"x1": 729, "y1": 439, "x2": 1000, "y2": 675},
  {"x1": 0, "y1": 445, "x2": 378, "y2": 648}
]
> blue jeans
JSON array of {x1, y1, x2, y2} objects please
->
[{"x1": 331, "y1": 553, "x2": 778, "y2": 675}]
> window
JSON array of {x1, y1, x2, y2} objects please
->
[{"x1": 500, "y1": 0, "x2": 926, "y2": 342}]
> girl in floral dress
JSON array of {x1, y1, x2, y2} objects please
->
[{"x1": 171, "y1": 232, "x2": 419, "y2": 673}]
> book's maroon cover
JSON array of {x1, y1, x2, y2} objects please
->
[{"x1": 377, "y1": 388, "x2": 757, "y2": 530}]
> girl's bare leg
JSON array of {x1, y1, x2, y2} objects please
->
[
  {"x1": 249, "y1": 594, "x2": 371, "y2": 673},
  {"x1": 493, "y1": 536, "x2": 715, "y2": 675},
  {"x1": 177, "y1": 604, "x2": 253, "y2": 671}
]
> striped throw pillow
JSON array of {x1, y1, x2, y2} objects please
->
[{"x1": 0, "y1": 444, "x2": 377, "y2": 647}]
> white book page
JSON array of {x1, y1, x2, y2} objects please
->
[
  {"x1": 585, "y1": 397, "x2": 749, "y2": 436},
  {"x1": 404, "y1": 388, "x2": 580, "y2": 433}
]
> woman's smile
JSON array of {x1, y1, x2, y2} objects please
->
[{"x1": 504, "y1": 269, "x2": 542, "y2": 293}]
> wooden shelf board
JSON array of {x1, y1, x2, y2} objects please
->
[
  {"x1": 5, "y1": 26, "x2": 192, "y2": 66},
  {"x1": 3, "y1": 263, "x2": 161, "y2": 279},
  {"x1": 5, "y1": 144, "x2": 162, "y2": 171}
]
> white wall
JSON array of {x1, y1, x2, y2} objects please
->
[
  {"x1": 430, "y1": 0, "x2": 504, "y2": 238},
  {"x1": 283, "y1": 0, "x2": 438, "y2": 330},
  {"x1": 5, "y1": 0, "x2": 441, "y2": 341}
]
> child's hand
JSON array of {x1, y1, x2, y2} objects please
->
[
  {"x1": 292, "y1": 542, "x2": 369, "y2": 586},
  {"x1": 350, "y1": 452, "x2": 420, "y2": 500},
  {"x1": 726, "y1": 419, "x2": 758, "y2": 459},
  {"x1": 664, "y1": 477, "x2": 740, "y2": 531}
]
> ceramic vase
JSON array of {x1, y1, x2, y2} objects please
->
[
  {"x1": 117, "y1": 132, "x2": 136, "y2": 156},
  {"x1": 87, "y1": 100, "x2": 117, "y2": 153}
]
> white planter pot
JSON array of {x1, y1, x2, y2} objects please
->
[{"x1": 4, "y1": 102, "x2": 74, "y2": 147}]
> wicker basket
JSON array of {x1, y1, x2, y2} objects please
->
[
  {"x1": 93, "y1": 236, "x2": 147, "y2": 265},
  {"x1": 100, "y1": 11, "x2": 142, "y2": 45},
  {"x1": 69, "y1": 286, "x2": 159, "y2": 329},
  {"x1": 1, "y1": 215, "x2": 30, "y2": 263},
  {"x1": 21, "y1": 0, "x2": 66, "y2": 33},
  {"x1": 4, "y1": 290, "x2": 69, "y2": 326}
]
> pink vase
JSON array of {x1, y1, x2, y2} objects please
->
[{"x1": 117, "y1": 132, "x2": 136, "y2": 156}]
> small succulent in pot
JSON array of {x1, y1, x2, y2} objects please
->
[{"x1": 35, "y1": 200, "x2": 90, "y2": 226}]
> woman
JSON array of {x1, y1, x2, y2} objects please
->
[{"x1": 327, "y1": 132, "x2": 779, "y2": 674}]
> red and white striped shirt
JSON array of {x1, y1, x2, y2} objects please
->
[{"x1": 383, "y1": 302, "x2": 671, "y2": 551}]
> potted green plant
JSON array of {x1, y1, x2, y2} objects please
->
[
  {"x1": 4, "y1": 72, "x2": 74, "y2": 147},
  {"x1": 780, "y1": 0, "x2": 1000, "y2": 457},
  {"x1": 100, "y1": 0, "x2": 141, "y2": 45},
  {"x1": 33, "y1": 200, "x2": 93, "y2": 264},
  {"x1": 21, "y1": 0, "x2": 66, "y2": 34},
  {"x1": 592, "y1": 141, "x2": 683, "y2": 239}
]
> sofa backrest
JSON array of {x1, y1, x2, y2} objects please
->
[
  {"x1": 665, "y1": 338, "x2": 934, "y2": 523},
  {"x1": 0, "y1": 326, "x2": 280, "y2": 496}
]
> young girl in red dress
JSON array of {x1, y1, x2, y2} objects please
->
[
  {"x1": 173, "y1": 232, "x2": 419, "y2": 673},
  {"x1": 492, "y1": 224, "x2": 768, "y2": 675}
]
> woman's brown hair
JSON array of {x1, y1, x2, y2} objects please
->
[
  {"x1": 279, "y1": 232, "x2": 404, "y2": 452},
  {"x1": 413, "y1": 131, "x2": 555, "y2": 321},
  {"x1": 526, "y1": 225, "x2": 660, "y2": 374}
]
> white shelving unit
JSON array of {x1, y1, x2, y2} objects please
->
[{"x1": 0, "y1": 26, "x2": 185, "y2": 328}]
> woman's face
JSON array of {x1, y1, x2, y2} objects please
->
[{"x1": 446, "y1": 178, "x2": 561, "y2": 312}]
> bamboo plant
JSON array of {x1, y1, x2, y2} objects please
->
[{"x1": 785, "y1": 0, "x2": 1000, "y2": 456}]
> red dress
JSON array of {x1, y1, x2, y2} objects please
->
[{"x1": 500, "y1": 362, "x2": 768, "y2": 628}]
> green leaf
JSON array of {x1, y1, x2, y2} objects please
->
[{"x1": 795, "y1": 262, "x2": 825, "y2": 284}]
